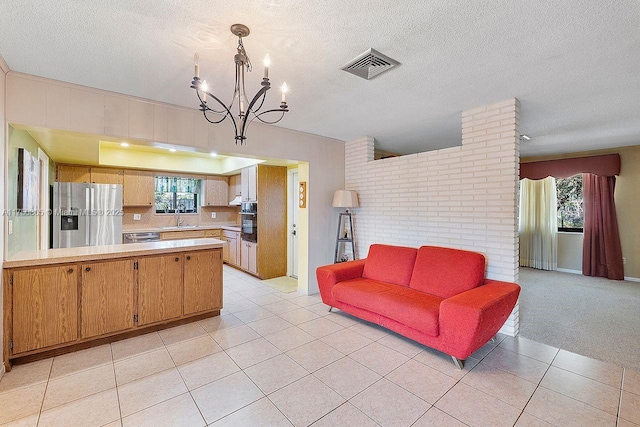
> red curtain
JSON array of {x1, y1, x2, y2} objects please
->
[{"x1": 582, "y1": 174, "x2": 624, "y2": 280}]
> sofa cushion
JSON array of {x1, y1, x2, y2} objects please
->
[
  {"x1": 362, "y1": 244, "x2": 418, "y2": 287},
  {"x1": 333, "y1": 278, "x2": 441, "y2": 336},
  {"x1": 409, "y1": 246, "x2": 486, "y2": 299}
]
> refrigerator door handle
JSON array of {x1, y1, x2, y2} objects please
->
[{"x1": 85, "y1": 187, "x2": 91, "y2": 246}]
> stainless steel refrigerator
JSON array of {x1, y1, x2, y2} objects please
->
[{"x1": 53, "y1": 182, "x2": 123, "y2": 248}]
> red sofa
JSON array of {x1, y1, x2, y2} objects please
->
[{"x1": 316, "y1": 244, "x2": 520, "y2": 368}]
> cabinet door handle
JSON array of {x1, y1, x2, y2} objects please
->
[
  {"x1": 175, "y1": 257, "x2": 179, "y2": 262},
  {"x1": 186, "y1": 256, "x2": 191, "y2": 260},
  {"x1": 67, "y1": 268, "x2": 74, "y2": 274},
  {"x1": 85, "y1": 267, "x2": 91, "y2": 272}
]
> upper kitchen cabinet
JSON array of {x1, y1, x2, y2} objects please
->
[
  {"x1": 153, "y1": 105, "x2": 168, "y2": 142},
  {"x1": 105, "y1": 95, "x2": 129, "y2": 138},
  {"x1": 6, "y1": 74, "x2": 47, "y2": 126},
  {"x1": 70, "y1": 88, "x2": 105, "y2": 135},
  {"x1": 241, "y1": 165, "x2": 257, "y2": 202},
  {"x1": 194, "y1": 111, "x2": 209, "y2": 149},
  {"x1": 128, "y1": 99, "x2": 154, "y2": 140},
  {"x1": 123, "y1": 170, "x2": 155, "y2": 206},
  {"x1": 167, "y1": 107, "x2": 194, "y2": 146},
  {"x1": 57, "y1": 164, "x2": 91, "y2": 183},
  {"x1": 203, "y1": 176, "x2": 229, "y2": 206},
  {"x1": 229, "y1": 174, "x2": 241, "y2": 203},
  {"x1": 46, "y1": 84, "x2": 71, "y2": 129},
  {"x1": 91, "y1": 168, "x2": 124, "y2": 185}
]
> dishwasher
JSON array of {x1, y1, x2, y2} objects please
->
[{"x1": 123, "y1": 232, "x2": 161, "y2": 244}]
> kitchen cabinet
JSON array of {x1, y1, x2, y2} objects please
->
[
  {"x1": 229, "y1": 174, "x2": 241, "y2": 203},
  {"x1": 137, "y1": 254, "x2": 183, "y2": 325},
  {"x1": 222, "y1": 230, "x2": 240, "y2": 266},
  {"x1": 128, "y1": 99, "x2": 154, "y2": 140},
  {"x1": 204, "y1": 176, "x2": 229, "y2": 206},
  {"x1": 161, "y1": 230, "x2": 206, "y2": 240},
  {"x1": 46, "y1": 84, "x2": 71, "y2": 129},
  {"x1": 123, "y1": 170, "x2": 155, "y2": 206},
  {"x1": 241, "y1": 165, "x2": 257, "y2": 202},
  {"x1": 70, "y1": 88, "x2": 105, "y2": 135},
  {"x1": 240, "y1": 240, "x2": 258, "y2": 275},
  {"x1": 3, "y1": 244, "x2": 223, "y2": 370},
  {"x1": 57, "y1": 164, "x2": 91, "y2": 183},
  {"x1": 91, "y1": 167, "x2": 123, "y2": 185},
  {"x1": 80, "y1": 259, "x2": 136, "y2": 338},
  {"x1": 8, "y1": 265, "x2": 78, "y2": 354},
  {"x1": 105, "y1": 95, "x2": 129, "y2": 138},
  {"x1": 167, "y1": 107, "x2": 194, "y2": 146},
  {"x1": 183, "y1": 250, "x2": 223, "y2": 315},
  {"x1": 6, "y1": 73, "x2": 46, "y2": 126},
  {"x1": 204, "y1": 229, "x2": 222, "y2": 238}
]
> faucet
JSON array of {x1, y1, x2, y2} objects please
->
[{"x1": 176, "y1": 204, "x2": 185, "y2": 227}]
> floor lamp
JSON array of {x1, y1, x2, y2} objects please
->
[{"x1": 332, "y1": 190, "x2": 359, "y2": 263}]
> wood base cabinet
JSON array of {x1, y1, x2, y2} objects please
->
[
  {"x1": 81, "y1": 259, "x2": 136, "y2": 338},
  {"x1": 7, "y1": 265, "x2": 78, "y2": 355},
  {"x1": 184, "y1": 251, "x2": 223, "y2": 315},
  {"x1": 240, "y1": 241, "x2": 258, "y2": 275},
  {"x1": 3, "y1": 247, "x2": 223, "y2": 370},
  {"x1": 137, "y1": 254, "x2": 183, "y2": 326}
]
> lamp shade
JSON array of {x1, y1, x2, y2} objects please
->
[{"x1": 332, "y1": 190, "x2": 359, "y2": 208}]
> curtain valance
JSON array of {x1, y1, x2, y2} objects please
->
[{"x1": 520, "y1": 154, "x2": 620, "y2": 180}]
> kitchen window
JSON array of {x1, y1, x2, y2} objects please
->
[{"x1": 155, "y1": 176, "x2": 201, "y2": 214}]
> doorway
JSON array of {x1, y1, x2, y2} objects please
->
[
  {"x1": 37, "y1": 148, "x2": 50, "y2": 250},
  {"x1": 287, "y1": 168, "x2": 299, "y2": 278}
]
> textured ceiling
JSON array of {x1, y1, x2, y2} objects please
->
[{"x1": 1, "y1": 0, "x2": 639, "y2": 157}]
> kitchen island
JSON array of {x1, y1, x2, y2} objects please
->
[{"x1": 3, "y1": 238, "x2": 224, "y2": 371}]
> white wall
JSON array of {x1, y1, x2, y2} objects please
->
[
  {"x1": 0, "y1": 56, "x2": 7, "y2": 377},
  {"x1": 557, "y1": 232, "x2": 583, "y2": 273},
  {"x1": 345, "y1": 99, "x2": 521, "y2": 335}
]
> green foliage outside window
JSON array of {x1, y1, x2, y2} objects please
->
[{"x1": 556, "y1": 174, "x2": 583, "y2": 231}]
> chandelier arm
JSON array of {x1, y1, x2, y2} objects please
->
[
  {"x1": 248, "y1": 91, "x2": 267, "y2": 114},
  {"x1": 195, "y1": 89, "x2": 227, "y2": 115},
  {"x1": 238, "y1": 84, "x2": 271, "y2": 140},
  {"x1": 252, "y1": 108, "x2": 288, "y2": 125},
  {"x1": 198, "y1": 90, "x2": 239, "y2": 134}
]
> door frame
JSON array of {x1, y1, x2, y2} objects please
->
[
  {"x1": 287, "y1": 168, "x2": 299, "y2": 278},
  {"x1": 38, "y1": 148, "x2": 50, "y2": 250}
]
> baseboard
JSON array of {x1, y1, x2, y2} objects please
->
[
  {"x1": 555, "y1": 268, "x2": 640, "y2": 282},
  {"x1": 556, "y1": 268, "x2": 582, "y2": 275}
]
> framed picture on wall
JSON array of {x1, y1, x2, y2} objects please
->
[{"x1": 17, "y1": 148, "x2": 40, "y2": 212}]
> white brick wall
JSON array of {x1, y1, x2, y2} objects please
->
[{"x1": 345, "y1": 99, "x2": 520, "y2": 336}]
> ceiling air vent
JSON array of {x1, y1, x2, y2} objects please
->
[{"x1": 342, "y1": 48, "x2": 400, "y2": 80}]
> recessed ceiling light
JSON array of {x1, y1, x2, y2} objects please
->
[
  {"x1": 519, "y1": 134, "x2": 531, "y2": 141},
  {"x1": 210, "y1": 152, "x2": 217, "y2": 157},
  {"x1": 120, "y1": 142, "x2": 130, "y2": 147},
  {"x1": 169, "y1": 148, "x2": 177, "y2": 152}
]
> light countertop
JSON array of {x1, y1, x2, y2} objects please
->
[
  {"x1": 123, "y1": 225, "x2": 241, "y2": 233},
  {"x1": 4, "y1": 238, "x2": 225, "y2": 268}
]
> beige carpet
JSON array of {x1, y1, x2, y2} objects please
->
[
  {"x1": 518, "y1": 267, "x2": 640, "y2": 370},
  {"x1": 260, "y1": 276, "x2": 298, "y2": 293}
]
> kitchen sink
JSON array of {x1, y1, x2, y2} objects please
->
[{"x1": 161, "y1": 225, "x2": 201, "y2": 230}]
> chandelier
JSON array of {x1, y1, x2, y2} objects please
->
[{"x1": 190, "y1": 24, "x2": 289, "y2": 145}]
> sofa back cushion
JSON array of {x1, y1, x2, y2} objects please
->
[
  {"x1": 362, "y1": 244, "x2": 418, "y2": 287},
  {"x1": 409, "y1": 246, "x2": 486, "y2": 298}
]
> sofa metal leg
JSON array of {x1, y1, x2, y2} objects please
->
[
  {"x1": 490, "y1": 335, "x2": 497, "y2": 343},
  {"x1": 328, "y1": 307, "x2": 333, "y2": 312},
  {"x1": 451, "y1": 356, "x2": 465, "y2": 369}
]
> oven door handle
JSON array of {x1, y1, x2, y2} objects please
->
[{"x1": 240, "y1": 212, "x2": 257, "y2": 216}]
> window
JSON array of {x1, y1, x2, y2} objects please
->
[
  {"x1": 556, "y1": 174, "x2": 583, "y2": 232},
  {"x1": 155, "y1": 176, "x2": 201, "y2": 214}
]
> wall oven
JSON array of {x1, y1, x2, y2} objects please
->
[{"x1": 240, "y1": 202, "x2": 257, "y2": 243}]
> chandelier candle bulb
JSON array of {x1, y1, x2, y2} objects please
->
[
  {"x1": 194, "y1": 53, "x2": 200, "y2": 78},
  {"x1": 264, "y1": 54, "x2": 270, "y2": 79},
  {"x1": 201, "y1": 80, "x2": 207, "y2": 103},
  {"x1": 281, "y1": 82, "x2": 288, "y2": 103}
]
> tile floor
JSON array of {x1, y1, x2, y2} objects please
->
[{"x1": 1, "y1": 266, "x2": 639, "y2": 426}]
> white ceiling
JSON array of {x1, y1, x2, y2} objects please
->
[{"x1": 1, "y1": 0, "x2": 639, "y2": 157}]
